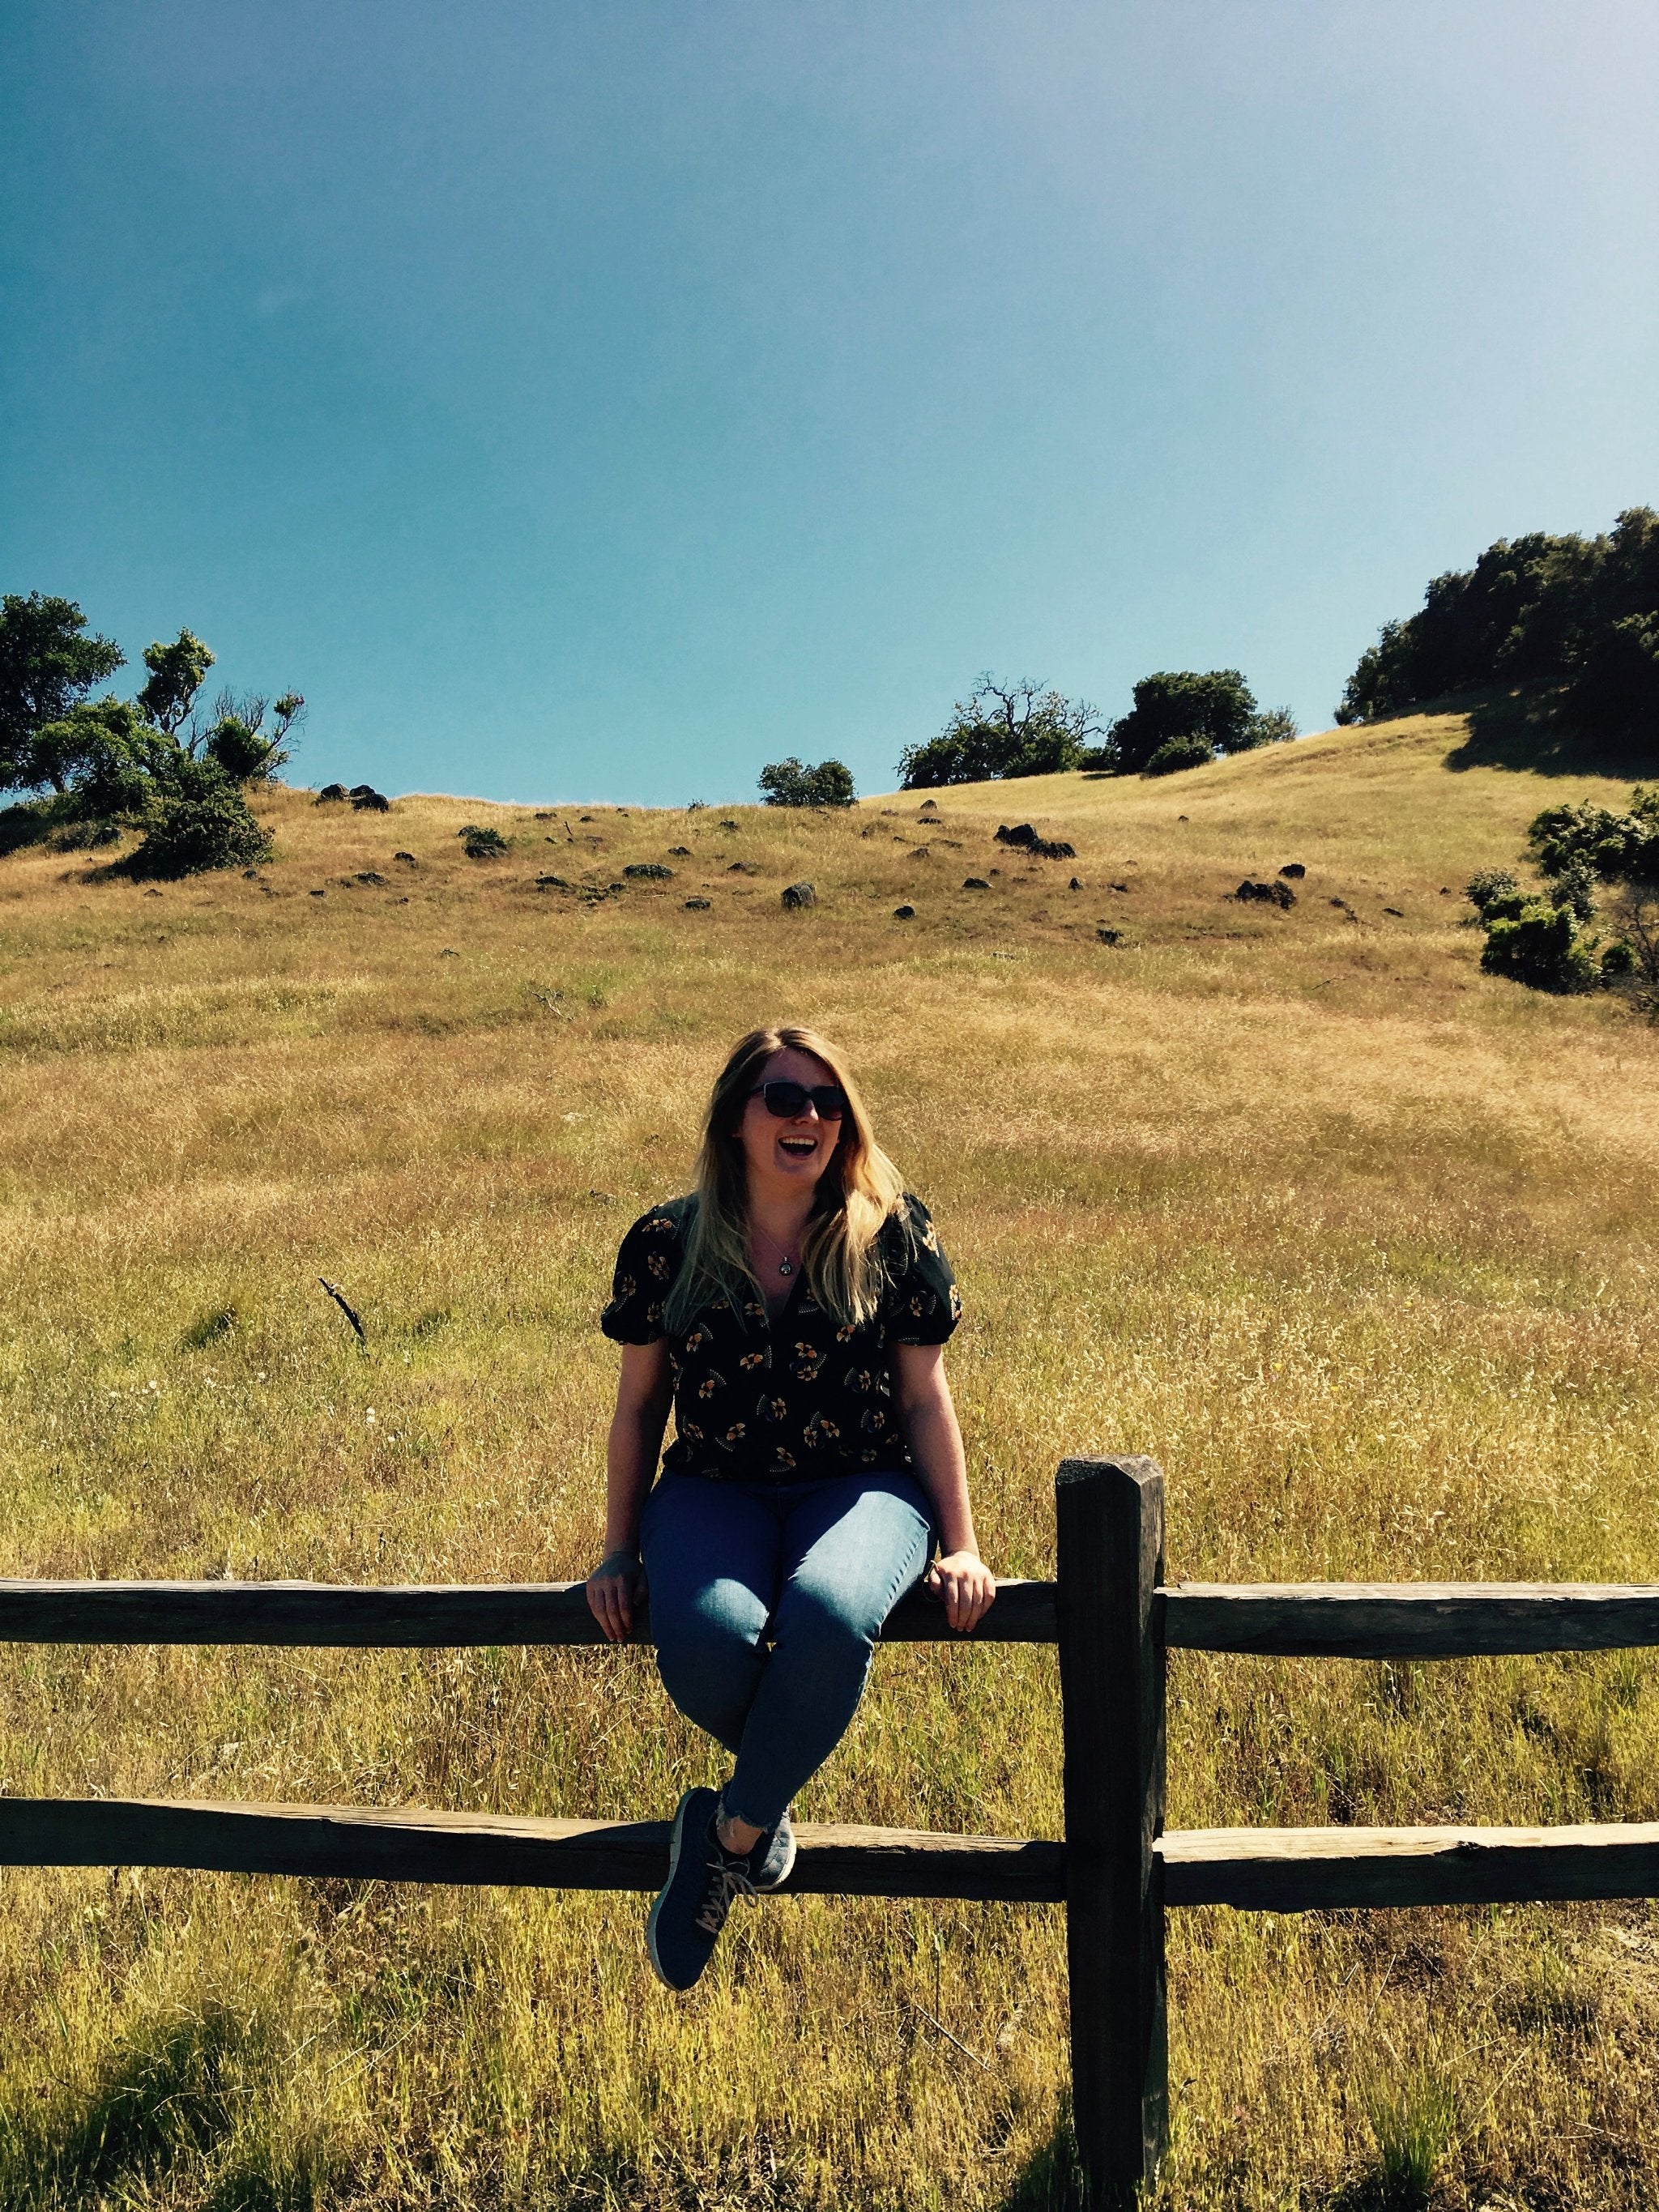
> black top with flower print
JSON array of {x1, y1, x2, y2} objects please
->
[{"x1": 599, "y1": 1193, "x2": 962, "y2": 1485}]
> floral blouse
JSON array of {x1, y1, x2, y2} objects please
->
[{"x1": 600, "y1": 1193, "x2": 962, "y2": 1485}]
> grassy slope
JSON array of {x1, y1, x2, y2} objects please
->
[{"x1": 0, "y1": 714, "x2": 1657, "y2": 2208}]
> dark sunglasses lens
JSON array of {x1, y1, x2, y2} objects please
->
[{"x1": 761, "y1": 1081, "x2": 845, "y2": 1119}]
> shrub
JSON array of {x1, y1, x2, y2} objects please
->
[
  {"x1": 1465, "y1": 867, "x2": 1522, "y2": 918},
  {"x1": 1233, "y1": 705, "x2": 1299, "y2": 749},
  {"x1": 458, "y1": 825, "x2": 507, "y2": 858},
  {"x1": 124, "y1": 758, "x2": 271, "y2": 879},
  {"x1": 1143, "y1": 734, "x2": 1216, "y2": 776},
  {"x1": 1480, "y1": 899, "x2": 1600, "y2": 992}
]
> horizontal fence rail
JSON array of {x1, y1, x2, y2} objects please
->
[
  {"x1": 1159, "y1": 1821, "x2": 1659, "y2": 1911},
  {"x1": 1163, "y1": 1583, "x2": 1659, "y2": 1659},
  {"x1": 9, "y1": 1577, "x2": 1657, "y2": 1659},
  {"x1": 0, "y1": 1576, "x2": 1060, "y2": 1647},
  {"x1": 0, "y1": 1797, "x2": 1065, "y2": 1902}
]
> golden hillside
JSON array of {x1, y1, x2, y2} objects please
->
[{"x1": 1, "y1": 711, "x2": 1657, "y2": 2210}]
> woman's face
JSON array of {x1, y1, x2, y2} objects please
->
[{"x1": 733, "y1": 1046, "x2": 843, "y2": 1198}]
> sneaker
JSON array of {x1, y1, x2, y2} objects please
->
[
  {"x1": 646, "y1": 1787, "x2": 756, "y2": 1992},
  {"x1": 742, "y1": 1807, "x2": 797, "y2": 1892}
]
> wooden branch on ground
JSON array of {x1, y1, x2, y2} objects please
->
[
  {"x1": 1159, "y1": 1822, "x2": 1659, "y2": 1910},
  {"x1": 0, "y1": 1577, "x2": 1060, "y2": 1648},
  {"x1": 0, "y1": 1797, "x2": 1066, "y2": 1902}
]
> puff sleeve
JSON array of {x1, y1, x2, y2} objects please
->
[
  {"x1": 599, "y1": 1206, "x2": 684, "y2": 1344},
  {"x1": 881, "y1": 1194, "x2": 963, "y2": 1346}
]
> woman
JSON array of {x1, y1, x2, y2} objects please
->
[{"x1": 586, "y1": 1024, "x2": 996, "y2": 1991}]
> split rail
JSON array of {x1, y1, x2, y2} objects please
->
[{"x1": 6, "y1": 1455, "x2": 1659, "y2": 2207}]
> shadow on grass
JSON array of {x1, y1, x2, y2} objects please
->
[
  {"x1": 994, "y1": 2117, "x2": 1085, "y2": 2210},
  {"x1": 0, "y1": 2000, "x2": 319, "y2": 2212},
  {"x1": 1441, "y1": 688, "x2": 1659, "y2": 778}
]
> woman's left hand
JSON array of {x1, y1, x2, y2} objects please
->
[{"x1": 926, "y1": 1550, "x2": 997, "y2": 1634}]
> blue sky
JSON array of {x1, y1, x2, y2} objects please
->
[{"x1": 3, "y1": 0, "x2": 1656, "y2": 805}]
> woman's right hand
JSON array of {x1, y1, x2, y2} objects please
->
[{"x1": 586, "y1": 1549, "x2": 646, "y2": 1642}]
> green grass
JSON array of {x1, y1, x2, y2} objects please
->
[{"x1": 0, "y1": 713, "x2": 1657, "y2": 2206}]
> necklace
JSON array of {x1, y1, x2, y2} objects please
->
[{"x1": 752, "y1": 1222, "x2": 802, "y2": 1279}]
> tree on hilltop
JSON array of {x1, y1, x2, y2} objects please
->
[
  {"x1": 0, "y1": 595, "x2": 301, "y2": 876},
  {"x1": 0, "y1": 593, "x2": 126, "y2": 792},
  {"x1": 758, "y1": 757, "x2": 857, "y2": 808},
  {"x1": 898, "y1": 676, "x2": 1104, "y2": 788},
  {"x1": 1336, "y1": 507, "x2": 1659, "y2": 741},
  {"x1": 1107, "y1": 670, "x2": 1269, "y2": 774}
]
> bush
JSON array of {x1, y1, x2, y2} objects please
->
[
  {"x1": 458, "y1": 824, "x2": 507, "y2": 858},
  {"x1": 124, "y1": 759, "x2": 271, "y2": 879},
  {"x1": 1465, "y1": 868, "x2": 1522, "y2": 918},
  {"x1": 1480, "y1": 900, "x2": 1600, "y2": 993},
  {"x1": 1233, "y1": 705, "x2": 1299, "y2": 750},
  {"x1": 758, "y1": 757, "x2": 856, "y2": 808},
  {"x1": 1143, "y1": 734, "x2": 1216, "y2": 776}
]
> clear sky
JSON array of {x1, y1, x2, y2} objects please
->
[{"x1": 3, "y1": 1, "x2": 1656, "y2": 806}]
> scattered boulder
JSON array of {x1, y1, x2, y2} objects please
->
[
  {"x1": 1235, "y1": 879, "x2": 1295, "y2": 909},
  {"x1": 393, "y1": 850, "x2": 418, "y2": 865},
  {"x1": 669, "y1": 845, "x2": 692, "y2": 855},
  {"x1": 782, "y1": 880, "x2": 816, "y2": 909},
  {"x1": 625, "y1": 862, "x2": 673, "y2": 880},
  {"x1": 1384, "y1": 906, "x2": 1405, "y2": 918},
  {"x1": 535, "y1": 874, "x2": 569, "y2": 889},
  {"x1": 309, "y1": 888, "x2": 326, "y2": 897},
  {"x1": 893, "y1": 904, "x2": 915, "y2": 918},
  {"x1": 351, "y1": 785, "x2": 391, "y2": 812},
  {"x1": 919, "y1": 799, "x2": 938, "y2": 812},
  {"x1": 962, "y1": 876, "x2": 990, "y2": 890},
  {"x1": 719, "y1": 818, "x2": 739, "y2": 829},
  {"x1": 1069, "y1": 876, "x2": 1082, "y2": 890},
  {"x1": 315, "y1": 783, "x2": 349, "y2": 803},
  {"x1": 534, "y1": 810, "x2": 554, "y2": 820},
  {"x1": 1097, "y1": 927, "x2": 1123, "y2": 945},
  {"x1": 726, "y1": 860, "x2": 758, "y2": 874},
  {"x1": 684, "y1": 897, "x2": 712, "y2": 910},
  {"x1": 996, "y1": 822, "x2": 1077, "y2": 860},
  {"x1": 1278, "y1": 863, "x2": 1306, "y2": 879},
  {"x1": 354, "y1": 871, "x2": 388, "y2": 886}
]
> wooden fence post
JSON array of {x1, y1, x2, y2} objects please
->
[{"x1": 1056, "y1": 1455, "x2": 1168, "y2": 2208}]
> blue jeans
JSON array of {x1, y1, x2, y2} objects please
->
[{"x1": 638, "y1": 1470, "x2": 934, "y2": 1831}]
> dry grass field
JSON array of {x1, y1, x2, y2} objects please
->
[{"x1": 2, "y1": 708, "x2": 1657, "y2": 2210}]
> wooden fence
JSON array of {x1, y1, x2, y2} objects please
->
[{"x1": 6, "y1": 1454, "x2": 1659, "y2": 2207}]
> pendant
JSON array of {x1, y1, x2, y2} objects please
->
[{"x1": 778, "y1": 1257, "x2": 793, "y2": 1276}]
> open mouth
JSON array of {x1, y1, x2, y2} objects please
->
[{"x1": 778, "y1": 1133, "x2": 819, "y2": 1158}]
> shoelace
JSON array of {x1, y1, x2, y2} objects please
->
[{"x1": 693, "y1": 1852, "x2": 757, "y2": 1937}]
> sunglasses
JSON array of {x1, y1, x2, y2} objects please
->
[{"x1": 747, "y1": 1080, "x2": 847, "y2": 1120}]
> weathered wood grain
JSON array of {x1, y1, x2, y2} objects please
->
[
  {"x1": 1162, "y1": 1583, "x2": 1659, "y2": 1659},
  {"x1": 0, "y1": 1796, "x2": 1066, "y2": 1902},
  {"x1": 1159, "y1": 1822, "x2": 1659, "y2": 1910},
  {"x1": 1058, "y1": 1455, "x2": 1167, "y2": 2207},
  {"x1": 0, "y1": 1575, "x2": 1059, "y2": 1648}
]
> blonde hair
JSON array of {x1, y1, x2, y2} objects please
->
[{"x1": 664, "y1": 1025, "x2": 906, "y2": 1332}]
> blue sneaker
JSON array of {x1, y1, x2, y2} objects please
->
[
  {"x1": 646, "y1": 1787, "x2": 756, "y2": 1992},
  {"x1": 743, "y1": 1807, "x2": 797, "y2": 1892}
]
